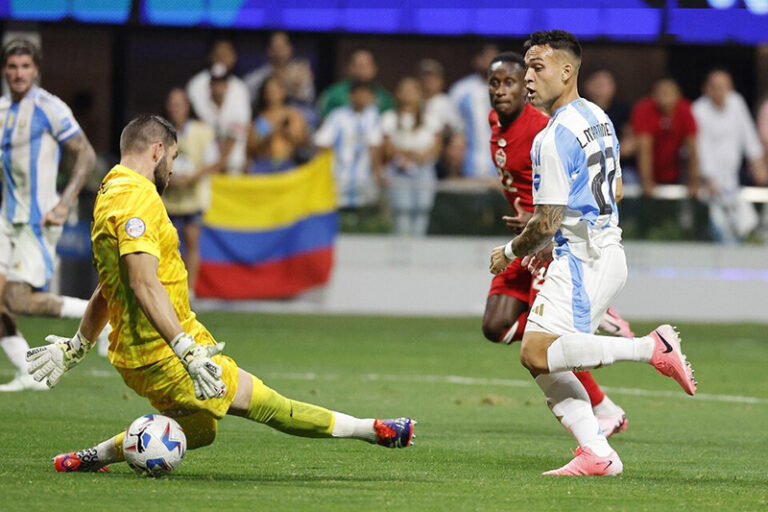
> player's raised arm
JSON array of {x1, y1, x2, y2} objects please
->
[
  {"x1": 25, "y1": 284, "x2": 107, "y2": 388},
  {"x1": 44, "y1": 130, "x2": 96, "y2": 226}
]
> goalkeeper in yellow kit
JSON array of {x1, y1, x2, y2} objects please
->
[{"x1": 25, "y1": 115, "x2": 414, "y2": 472}]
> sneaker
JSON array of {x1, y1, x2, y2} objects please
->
[
  {"x1": 599, "y1": 307, "x2": 634, "y2": 337},
  {"x1": 53, "y1": 449, "x2": 110, "y2": 473},
  {"x1": 543, "y1": 446, "x2": 623, "y2": 476},
  {"x1": 596, "y1": 410, "x2": 628, "y2": 438},
  {"x1": 374, "y1": 418, "x2": 415, "y2": 448},
  {"x1": 0, "y1": 373, "x2": 49, "y2": 392},
  {"x1": 649, "y1": 325, "x2": 697, "y2": 395}
]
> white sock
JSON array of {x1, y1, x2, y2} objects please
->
[
  {"x1": 95, "y1": 436, "x2": 122, "y2": 465},
  {"x1": 60, "y1": 296, "x2": 88, "y2": 319},
  {"x1": 331, "y1": 412, "x2": 376, "y2": 442},
  {"x1": 1, "y1": 334, "x2": 30, "y2": 373},
  {"x1": 592, "y1": 395, "x2": 620, "y2": 416},
  {"x1": 535, "y1": 373, "x2": 612, "y2": 457},
  {"x1": 547, "y1": 333, "x2": 655, "y2": 373}
]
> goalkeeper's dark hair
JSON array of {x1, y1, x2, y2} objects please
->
[
  {"x1": 524, "y1": 30, "x2": 582, "y2": 60},
  {"x1": 487, "y1": 52, "x2": 526, "y2": 76},
  {"x1": 2, "y1": 38, "x2": 42, "y2": 68},
  {"x1": 120, "y1": 114, "x2": 178, "y2": 156}
]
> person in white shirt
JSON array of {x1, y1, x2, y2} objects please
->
[
  {"x1": 418, "y1": 59, "x2": 462, "y2": 139},
  {"x1": 449, "y1": 45, "x2": 498, "y2": 179},
  {"x1": 314, "y1": 81, "x2": 383, "y2": 209},
  {"x1": 692, "y1": 69, "x2": 768, "y2": 244},
  {"x1": 0, "y1": 39, "x2": 105, "y2": 391},
  {"x1": 186, "y1": 41, "x2": 251, "y2": 175},
  {"x1": 382, "y1": 77, "x2": 441, "y2": 236}
]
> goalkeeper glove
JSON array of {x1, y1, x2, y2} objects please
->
[
  {"x1": 170, "y1": 333, "x2": 226, "y2": 400},
  {"x1": 26, "y1": 331, "x2": 95, "y2": 388}
]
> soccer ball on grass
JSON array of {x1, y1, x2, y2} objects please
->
[{"x1": 123, "y1": 414, "x2": 186, "y2": 476}]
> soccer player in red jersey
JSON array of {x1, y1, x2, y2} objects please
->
[{"x1": 481, "y1": 52, "x2": 631, "y2": 436}]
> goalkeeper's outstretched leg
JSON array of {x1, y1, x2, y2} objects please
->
[{"x1": 53, "y1": 368, "x2": 414, "y2": 472}]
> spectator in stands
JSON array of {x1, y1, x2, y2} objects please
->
[
  {"x1": 314, "y1": 81, "x2": 383, "y2": 210},
  {"x1": 247, "y1": 76, "x2": 309, "y2": 173},
  {"x1": 243, "y1": 31, "x2": 315, "y2": 112},
  {"x1": 163, "y1": 88, "x2": 218, "y2": 293},
  {"x1": 584, "y1": 69, "x2": 637, "y2": 181},
  {"x1": 418, "y1": 58, "x2": 464, "y2": 180},
  {"x1": 382, "y1": 77, "x2": 442, "y2": 236},
  {"x1": 316, "y1": 49, "x2": 395, "y2": 119},
  {"x1": 188, "y1": 63, "x2": 251, "y2": 174},
  {"x1": 187, "y1": 40, "x2": 250, "y2": 122},
  {"x1": 449, "y1": 44, "x2": 498, "y2": 179},
  {"x1": 632, "y1": 77, "x2": 699, "y2": 196},
  {"x1": 418, "y1": 59, "x2": 463, "y2": 139},
  {"x1": 692, "y1": 69, "x2": 767, "y2": 243}
]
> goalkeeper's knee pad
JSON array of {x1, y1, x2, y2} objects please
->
[{"x1": 172, "y1": 411, "x2": 218, "y2": 450}]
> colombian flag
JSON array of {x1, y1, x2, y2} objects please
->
[{"x1": 196, "y1": 152, "x2": 337, "y2": 299}]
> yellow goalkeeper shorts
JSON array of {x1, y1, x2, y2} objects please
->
[{"x1": 116, "y1": 338, "x2": 239, "y2": 420}]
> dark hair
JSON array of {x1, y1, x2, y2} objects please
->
[
  {"x1": 349, "y1": 80, "x2": 374, "y2": 94},
  {"x1": 523, "y1": 30, "x2": 582, "y2": 60},
  {"x1": 487, "y1": 52, "x2": 526, "y2": 75},
  {"x1": 2, "y1": 38, "x2": 42, "y2": 68},
  {"x1": 120, "y1": 114, "x2": 177, "y2": 156},
  {"x1": 255, "y1": 75, "x2": 287, "y2": 113}
]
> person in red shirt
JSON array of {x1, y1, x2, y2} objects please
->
[
  {"x1": 481, "y1": 52, "x2": 632, "y2": 437},
  {"x1": 631, "y1": 78, "x2": 699, "y2": 196}
]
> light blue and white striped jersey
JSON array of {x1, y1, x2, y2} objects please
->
[
  {"x1": 449, "y1": 74, "x2": 495, "y2": 178},
  {"x1": 531, "y1": 98, "x2": 622, "y2": 261},
  {"x1": 314, "y1": 104, "x2": 382, "y2": 208},
  {"x1": 0, "y1": 86, "x2": 81, "y2": 225}
]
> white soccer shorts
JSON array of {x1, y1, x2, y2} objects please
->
[
  {"x1": 0, "y1": 218, "x2": 62, "y2": 289},
  {"x1": 526, "y1": 244, "x2": 627, "y2": 335}
]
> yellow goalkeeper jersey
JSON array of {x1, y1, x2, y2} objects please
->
[{"x1": 92, "y1": 164, "x2": 207, "y2": 368}]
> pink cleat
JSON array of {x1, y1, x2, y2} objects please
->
[
  {"x1": 649, "y1": 325, "x2": 697, "y2": 396},
  {"x1": 599, "y1": 307, "x2": 634, "y2": 337},
  {"x1": 597, "y1": 410, "x2": 628, "y2": 439},
  {"x1": 543, "y1": 447, "x2": 623, "y2": 476}
]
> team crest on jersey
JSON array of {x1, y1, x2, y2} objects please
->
[
  {"x1": 495, "y1": 148, "x2": 506, "y2": 167},
  {"x1": 125, "y1": 217, "x2": 146, "y2": 238},
  {"x1": 533, "y1": 173, "x2": 541, "y2": 191}
]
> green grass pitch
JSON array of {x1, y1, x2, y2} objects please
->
[{"x1": 0, "y1": 313, "x2": 766, "y2": 511}]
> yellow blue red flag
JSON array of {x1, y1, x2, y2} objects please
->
[{"x1": 196, "y1": 151, "x2": 337, "y2": 299}]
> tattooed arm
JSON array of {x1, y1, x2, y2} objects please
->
[
  {"x1": 43, "y1": 131, "x2": 96, "y2": 226},
  {"x1": 489, "y1": 204, "x2": 565, "y2": 275},
  {"x1": 510, "y1": 204, "x2": 564, "y2": 257}
]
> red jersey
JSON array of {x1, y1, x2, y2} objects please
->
[
  {"x1": 631, "y1": 96, "x2": 697, "y2": 184},
  {"x1": 489, "y1": 103, "x2": 550, "y2": 213}
]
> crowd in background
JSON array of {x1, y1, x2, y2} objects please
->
[{"x1": 159, "y1": 31, "x2": 768, "y2": 243}]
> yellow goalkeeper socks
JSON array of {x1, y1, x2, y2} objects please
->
[{"x1": 246, "y1": 375, "x2": 334, "y2": 438}]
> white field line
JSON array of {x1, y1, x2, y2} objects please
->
[
  {"x1": 2, "y1": 368, "x2": 766, "y2": 405},
  {"x1": 264, "y1": 371, "x2": 768, "y2": 406}
]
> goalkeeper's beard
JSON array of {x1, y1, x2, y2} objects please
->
[{"x1": 153, "y1": 158, "x2": 170, "y2": 196}]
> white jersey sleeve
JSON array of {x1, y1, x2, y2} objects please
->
[
  {"x1": 531, "y1": 124, "x2": 579, "y2": 206},
  {"x1": 313, "y1": 110, "x2": 340, "y2": 148},
  {"x1": 38, "y1": 94, "x2": 81, "y2": 142}
]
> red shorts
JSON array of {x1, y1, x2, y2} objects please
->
[{"x1": 488, "y1": 257, "x2": 546, "y2": 305}]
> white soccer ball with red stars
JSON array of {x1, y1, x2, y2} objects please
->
[{"x1": 123, "y1": 414, "x2": 186, "y2": 477}]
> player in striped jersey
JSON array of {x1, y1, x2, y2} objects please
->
[
  {"x1": 0, "y1": 39, "x2": 102, "y2": 391},
  {"x1": 490, "y1": 31, "x2": 696, "y2": 476}
]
